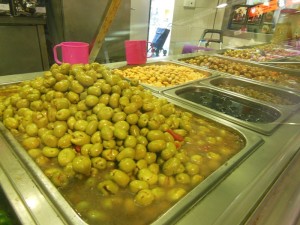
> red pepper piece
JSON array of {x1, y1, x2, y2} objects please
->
[
  {"x1": 166, "y1": 129, "x2": 184, "y2": 142},
  {"x1": 74, "y1": 145, "x2": 81, "y2": 153}
]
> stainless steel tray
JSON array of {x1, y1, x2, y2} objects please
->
[
  {"x1": 174, "y1": 54, "x2": 300, "y2": 93},
  {"x1": 200, "y1": 76, "x2": 300, "y2": 111},
  {"x1": 162, "y1": 83, "x2": 294, "y2": 135},
  {"x1": 0, "y1": 100, "x2": 263, "y2": 225},
  {"x1": 114, "y1": 60, "x2": 217, "y2": 93}
]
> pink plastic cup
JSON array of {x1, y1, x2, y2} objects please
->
[
  {"x1": 125, "y1": 40, "x2": 151, "y2": 65},
  {"x1": 53, "y1": 42, "x2": 89, "y2": 64}
]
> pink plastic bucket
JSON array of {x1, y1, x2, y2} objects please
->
[
  {"x1": 125, "y1": 40, "x2": 151, "y2": 65},
  {"x1": 53, "y1": 42, "x2": 89, "y2": 64}
]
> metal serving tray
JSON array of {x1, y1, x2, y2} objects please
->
[
  {"x1": 162, "y1": 83, "x2": 294, "y2": 135},
  {"x1": 115, "y1": 60, "x2": 217, "y2": 93},
  {"x1": 200, "y1": 76, "x2": 300, "y2": 111},
  {"x1": 0, "y1": 100, "x2": 263, "y2": 225},
  {"x1": 174, "y1": 54, "x2": 300, "y2": 93}
]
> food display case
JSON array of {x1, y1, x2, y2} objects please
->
[{"x1": 0, "y1": 53, "x2": 300, "y2": 225}]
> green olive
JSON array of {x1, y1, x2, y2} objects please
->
[
  {"x1": 134, "y1": 189, "x2": 155, "y2": 207},
  {"x1": 4, "y1": 117, "x2": 19, "y2": 130},
  {"x1": 101, "y1": 149, "x2": 119, "y2": 161},
  {"x1": 137, "y1": 114, "x2": 149, "y2": 128},
  {"x1": 114, "y1": 121, "x2": 129, "y2": 131},
  {"x1": 158, "y1": 174, "x2": 176, "y2": 187},
  {"x1": 124, "y1": 135, "x2": 137, "y2": 148},
  {"x1": 136, "y1": 135, "x2": 148, "y2": 146},
  {"x1": 54, "y1": 79, "x2": 70, "y2": 92},
  {"x1": 89, "y1": 143, "x2": 103, "y2": 157},
  {"x1": 162, "y1": 157, "x2": 182, "y2": 176},
  {"x1": 91, "y1": 157, "x2": 107, "y2": 170},
  {"x1": 97, "y1": 180, "x2": 119, "y2": 196},
  {"x1": 175, "y1": 173, "x2": 191, "y2": 184},
  {"x1": 42, "y1": 133, "x2": 58, "y2": 148},
  {"x1": 97, "y1": 106, "x2": 113, "y2": 120},
  {"x1": 76, "y1": 72, "x2": 95, "y2": 87},
  {"x1": 114, "y1": 128, "x2": 128, "y2": 140},
  {"x1": 109, "y1": 169, "x2": 130, "y2": 187},
  {"x1": 26, "y1": 148, "x2": 41, "y2": 160},
  {"x1": 185, "y1": 162, "x2": 200, "y2": 175},
  {"x1": 101, "y1": 126, "x2": 114, "y2": 141},
  {"x1": 126, "y1": 114, "x2": 139, "y2": 125},
  {"x1": 101, "y1": 83, "x2": 112, "y2": 94},
  {"x1": 22, "y1": 137, "x2": 40, "y2": 150},
  {"x1": 134, "y1": 144, "x2": 147, "y2": 160},
  {"x1": 116, "y1": 147, "x2": 135, "y2": 161},
  {"x1": 72, "y1": 155, "x2": 91, "y2": 176},
  {"x1": 109, "y1": 93, "x2": 120, "y2": 109},
  {"x1": 123, "y1": 102, "x2": 138, "y2": 114},
  {"x1": 147, "y1": 140, "x2": 166, "y2": 152},
  {"x1": 71, "y1": 131, "x2": 91, "y2": 146},
  {"x1": 137, "y1": 168, "x2": 158, "y2": 185},
  {"x1": 56, "y1": 109, "x2": 71, "y2": 121},
  {"x1": 166, "y1": 187, "x2": 187, "y2": 202},
  {"x1": 112, "y1": 111, "x2": 126, "y2": 123},
  {"x1": 85, "y1": 95, "x2": 99, "y2": 107},
  {"x1": 91, "y1": 131, "x2": 102, "y2": 144},
  {"x1": 42, "y1": 146, "x2": 59, "y2": 157},
  {"x1": 53, "y1": 121, "x2": 68, "y2": 138},
  {"x1": 74, "y1": 120, "x2": 89, "y2": 131},
  {"x1": 87, "y1": 86, "x2": 101, "y2": 96},
  {"x1": 25, "y1": 123, "x2": 39, "y2": 136},
  {"x1": 58, "y1": 148, "x2": 76, "y2": 166},
  {"x1": 99, "y1": 94, "x2": 110, "y2": 105},
  {"x1": 129, "y1": 180, "x2": 149, "y2": 193},
  {"x1": 57, "y1": 133, "x2": 72, "y2": 148},
  {"x1": 129, "y1": 125, "x2": 140, "y2": 136},
  {"x1": 85, "y1": 120, "x2": 98, "y2": 136},
  {"x1": 118, "y1": 158, "x2": 136, "y2": 173},
  {"x1": 146, "y1": 130, "x2": 165, "y2": 141},
  {"x1": 52, "y1": 97, "x2": 70, "y2": 110}
]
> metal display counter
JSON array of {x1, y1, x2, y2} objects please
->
[{"x1": 0, "y1": 58, "x2": 300, "y2": 225}]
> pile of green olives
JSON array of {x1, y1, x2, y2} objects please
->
[{"x1": 0, "y1": 63, "x2": 244, "y2": 225}]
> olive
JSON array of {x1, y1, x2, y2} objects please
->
[
  {"x1": 99, "y1": 94, "x2": 110, "y2": 105},
  {"x1": 109, "y1": 93, "x2": 120, "y2": 109},
  {"x1": 85, "y1": 120, "x2": 98, "y2": 136},
  {"x1": 86, "y1": 209, "x2": 108, "y2": 222},
  {"x1": 109, "y1": 169, "x2": 130, "y2": 187},
  {"x1": 166, "y1": 187, "x2": 187, "y2": 202},
  {"x1": 123, "y1": 102, "x2": 138, "y2": 114},
  {"x1": 175, "y1": 173, "x2": 191, "y2": 184},
  {"x1": 136, "y1": 159, "x2": 147, "y2": 170},
  {"x1": 185, "y1": 162, "x2": 200, "y2": 175},
  {"x1": 134, "y1": 189, "x2": 155, "y2": 207},
  {"x1": 116, "y1": 147, "x2": 135, "y2": 161},
  {"x1": 56, "y1": 109, "x2": 71, "y2": 121},
  {"x1": 126, "y1": 113, "x2": 139, "y2": 125},
  {"x1": 58, "y1": 148, "x2": 76, "y2": 166},
  {"x1": 101, "y1": 83, "x2": 112, "y2": 94},
  {"x1": 35, "y1": 155, "x2": 50, "y2": 167},
  {"x1": 162, "y1": 157, "x2": 182, "y2": 176},
  {"x1": 101, "y1": 126, "x2": 114, "y2": 141},
  {"x1": 42, "y1": 133, "x2": 58, "y2": 148},
  {"x1": 71, "y1": 131, "x2": 91, "y2": 146},
  {"x1": 52, "y1": 98, "x2": 70, "y2": 110},
  {"x1": 114, "y1": 121, "x2": 129, "y2": 131},
  {"x1": 114, "y1": 128, "x2": 128, "y2": 140},
  {"x1": 112, "y1": 111, "x2": 126, "y2": 123},
  {"x1": 91, "y1": 157, "x2": 107, "y2": 170},
  {"x1": 72, "y1": 155, "x2": 91, "y2": 176},
  {"x1": 147, "y1": 140, "x2": 166, "y2": 152},
  {"x1": 191, "y1": 174, "x2": 204, "y2": 185},
  {"x1": 54, "y1": 79, "x2": 70, "y2": 92},
  {"x1": 97, "y1": 106, "x2": 113, "y2": 120},
  {"x1": 74, "y1": 120, "x2": 89, "y2": 131},
  {"x1": 101, "y1": 149, "x2": 118, "y2": 161},
  {"x1": 85, "y1": 95, "x2": 99, "y2": 107},
  {"x1": 124, "y1": 135, "x2": 137, "y2": 148},
  {"x1": 76, "y1": 72, "x2": 95, "y2": 87},
  {"x1": 3, "y1": 117, "x2": 19, "y2": 130},
  {"x1": 53, "y1": 121, "x2": 68, "y2": 138},
  {"x1": 97, "y1": 180, "x2": 119, "y2": 196},
  {"x1": 129, "y1": 180, "x2": 149, "y2": 193},
  {"x1": 118, "y1": 158, "x2": 136, "y2": 173},
  {"x1": 137, "y1": 168, "x2": 158, "y2": 185},
  {"x1": 42, "y1": 146, "x2": 59, "y2": 158},
  {"x1": 87, "y1": 86, "x2": 101, "y2": 96},
  {"x1": 146, "y1": 130, "x2": 165, "y2": 141},
  {"x1": 27, "y1": 148, "x2": 42, "y2": 159},
  {"x1": 30, "y1": 100, "x2": 43, "y2": 111},
  {"x1": 57, "y1": 133, "x2": 72, "y2": 148},
  {"x1": 91, "y1": 131, "x2": 102, "y2": 144},
  {"x1": 134, "y1": 144, "x2": 147, "y2": 160},
  {"x1": 51, "y1": 171, "x2": 69, "y2": 187},
  {"x1": 22, "y1": 137, "x2": 40, "y2": 150},
  {"x1": 89, "y1": 143, "x2": 103, "y2": 157},
  {"x1": 136, "y1": 135, "x2": 148, "y2": 146},
  {"x1": 138, "y1": 114, "x2": 149, "y2": 128}
]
